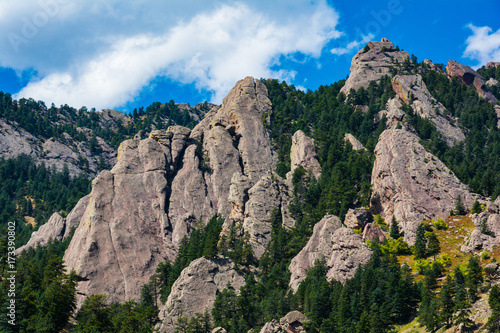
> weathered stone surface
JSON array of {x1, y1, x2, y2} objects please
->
[
  {"x1": 157, "y1": 257, "x2": 245, "y2": 333},
  {"x1": 391, "y1": 74, "x2": 465, "y2": 146},
  {"x1": 344, "y1": 133, "x2": 366, "y2": 151},
  {"x1": 287, "y1": 130, "x2": 321, "y2": 180},
  {"x1": 362, "y1": 223, "x2": 386, "y2": 243},
  {"x1": 228, "y1": 171, "x2": 251, "y2": 221},
  {"x1": 289, "y1": 215, "x2": 370, "y2": 290},
  {"x1": 279, "y1": 311, "x2": 309, "y2": 333},
  {"x1": 487, "y1": 62, "x2": 500, "y2": 69},
  {"x1": 325, "y1": 228, "x2": 372, "y2": 283},
  {"x1": 212, "y1": 328, "x2": 227, "y2": 333},
  {"x1": 340, "y1": 38, "x2": 410, "y2": 97},
  {"x1": 0, "y1": 119, "x2": 37, "y2": 158},
  {"x1": 486, "y1": 78, "x2": 499, "y2": 87},
  {"x1": 371, "y1": 129, "x2": 476, "y2": 243},
  {"x1": 15, "y1": 213, "x2": 65, "y2": 255},
  {"x1": 289, "y1": 215, "x2": 343, "y2": 291},
  {"x1": 495, "y1": 105, "x2": 500, "y2": 129},
  {"x1": 447, "y1": 60, "x2": 498, "y2": 103},
  {"x1": 344, "y1": 208, "x2": 373, "y2": 229},
  {"x1": 242, "y1": 172, "x2": 293, "y2": 258},
  {"x1": 16, "y1": 194, "x2": 90, "y2": 255},
  {"x1": 63, "y1": 133, "x2": 181, "y2": 307},
  {"x1": 260, "y1": 320, "x2": 281, "y2": 333},
  {"x1": 462, "y1": 197, "x2": 500, "y2": 253},
  {"x1": 382, "y1": 97, "x2": 406, "y2": 129}
]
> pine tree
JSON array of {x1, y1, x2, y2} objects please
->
[
  {"x1": 390, "y1": 215, "x2": 400, "y2": 239},
  {"x1": 467, "y1": 255, "x2": 483, "y2": 302},
  {"x1": 426, "y1": 232, "x2": 440, "y2": 258},
  {"x1": 414, "y1": 223, "x2": 427, "y2": 259},
  {"x1": 454, "y1": 195, "x2": 467, "y2": 215},
  {"x1": 438, "y1": 275, "x2": 455, "y2": 328},
  {"x1": 485, "y1": 285, "x2": 500, "y2": 332},
  {"x1": 471, "y1": 199, "x2": 482, "y2": 214}
]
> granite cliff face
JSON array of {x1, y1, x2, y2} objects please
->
[
  {"x1": 61, "y1": 77, "x2": 294, "y2": 307},
  {"x1": 340, "y1": 38, "x2": 410, "y2": 97},
  {"x1": 370, "y1": 129, "x2": 475, "y2": 243},
  {"x1": 461, "y1": 197, "x2": 500, "y2": 253}
]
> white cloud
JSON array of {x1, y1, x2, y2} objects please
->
[
  {"x1": 330, "y1": 33, "x2": 374, "y2": 55},
  {"x1": 1, "y1": 0, "x2": 342, "y2": 109},
  {"x1": 463, "y1": 24, "x2": 500, "y2": 66}
]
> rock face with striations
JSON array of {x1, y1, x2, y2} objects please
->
[
  {"x1": 391, "y1": 74, "x2": 464, "y2": 146},
  {"x1": 344, "y1": 133, "x2": 366, "y2": 151},
  {"x1": 370, "y1": 129, "x2": 475, "y2": 243},
  {"x1": 157, "y1": 257, "x2": 245, "y2": 333},
  {"x1": 63, "y1": 128, "x2": 187, "y2": 307},
  {"x1": 289, "y1": 215, "x2": 371, "y2": 291},
  {"x1": 446, "y1": 60, "x2": 498, "y2": 103},
  {"x1": 340, "y1": 38, "x2": 410, "y2": 97}
]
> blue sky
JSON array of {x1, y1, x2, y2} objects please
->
[{"x1": 0, "y1": 0, "x2": 499, "y2": 113}]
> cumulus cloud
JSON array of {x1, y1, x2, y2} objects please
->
[
  {"x1": 330, "y1": 33, "x2": 374, "y2": 55},
  {"x1": 463, "y1": 24, "x2": 500, "y2": 66},
  {"x1": 1, "y1": 0, "x2": 342, "y2": 109}
]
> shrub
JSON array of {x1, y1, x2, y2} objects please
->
[{"x1": 432, "y1": 217, "x2": 448, "y2": 230}]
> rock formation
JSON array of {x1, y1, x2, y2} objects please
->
[
  {"x1": 370, "y1": 129, "x2": 476, "y2": 243},
  {"x1": 260, "y1": 311, "x2": 310, "y2": 333},
  {"x1": 344, "y1": 208, "x2": 372, "y2": 229},
  {"x1": 287, "y1": 130, "x2": 322, "y2": 180},
  {"x1": 362, "y1": 223, "x2": 386, "y2": 243},
  {"x1": 61, "y1": 77, "x2": 294, "y2": 308},
  {"x1": 289, "y1": 215, "x2": 371, "y2": 291},
  {"x1": 344, "y1": 133, "x2": 366, "y2": 151},
  {"x1": 486, "y1": 62, "x2": 500, "y2": 69},
  {"x1": 486, "y1": 78, "x2": 499, "y2": 87},
  {"x1": 446, "y1": 60, "x2": 498, "y2": 103},
  {"x1": 462, "y1": 197, "x2": 500, "y2": 253},
  {"x1": 15, "y1": 195, "x2": 90, "y2": 255},
  {"x1": 391, "y1": 74, "x2": 465, "y2": 146},
  {"x1": 157, "y1": 257, "x2": 245, "y2": 333},
  {"x1": 340, "y1": 38, "x2": 410, "y2": 97}
]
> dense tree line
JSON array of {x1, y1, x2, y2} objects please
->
[{"x1": 0, "y1": 155, "x2": 90, "y2": 248}]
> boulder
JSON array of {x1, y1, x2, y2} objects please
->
[
  {"x1": 362, "y1": 223, "x2": 386, "y2": 243},
  {"x1": 391, "y1": 74, "x2": 465, "y2": 146},
  {"x1": 287, "y1": 130, "x2": 322, "y2": 180},
  {"x1": 486, "y1": 78, "x2": 499, "y2": 87},
  {"x1": 259, "y1": 311, "x2": 309, "y2": 333},
  {"x1": 344, "y1": 208, "x2": 373, "y2": 229},
  {"x1": 289, "y1": 215, "x2": 371, "y2": 291},
  {"x1": 340, "y1": 38, "x2": 410, "y2": 97},
  {"x1": 446, "y1": 60, "x2": 498, "y2": 103},
  {"x1": 157, "y1": 257, "x2": 245, "y2": 333},
  {"x1": 423, "y1": 59, "x2": 445, "y2": 73},
  {"x1": 344, "y1": 133, "x2": 366, "y2": 151},
  {"x1": 370, "y1": 129, "x2": 475, "y2": 244}
]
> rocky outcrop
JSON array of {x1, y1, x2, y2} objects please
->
[
  {"x1": 289, "y1": 215, "x2": 371, "y2": 291},
  {"x1": 362, "y1": 223, "x2": 386, "y2": 243},
  {"x1": 462, "y1": 197, "x2": 500, "y2": 253},
  {"x1": 340, "y1": 38, "x2": 410, "y2": 97},
  {"x1": 344, "y1": 208, "x2": 372, "y2": 229},
  {"x1": 287, "y1": 130, "x2": 321, "y2": 180},
  {"x1": 423, "y1": 59, "x2": 445, "y2": 74},
  {"x1": 242, "y1": 172, "x2": 293, "y2": 258},
  {"x1": 344, "y1": 133, "x2": 366, "y2": 151},
  {"x1": 391, "y1": 74, "x2": 465, "y2": 146},
  {"x1": 63, "y1": 132, "x2": 184, "y2": 307},
  {"x1": 62, "y1": 77, "x2": 288, "y2": 309},
  {"x1": 157, "y1": 257, "x2": 245, "y2": 333},
  {"x1": 496, "y1": 105, "x2": 500, "y2": 129},
  {"x1": 446, "y1": 60, "x2": 498, "y2": 103},
  {"x1": 260, "y1": 311, "x2": 310, "y2": 333},
  {"x1": 486, "y1": 78, "x2": 499, "y2": 87},
  {"x1": 0, "y1": 118, "x2": 116, "y2": 177},
  {"x1": 370, "y1": 129, "x2": 476, "y2": 243},
  {"x1": 487, "y1": 62, "x2": 500, "y2": 69},
  {"x1": 16, "y1": 195, "x2": 90, "y2": 255}
]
